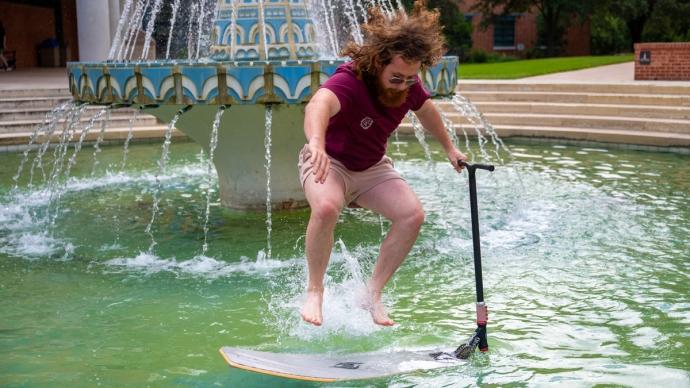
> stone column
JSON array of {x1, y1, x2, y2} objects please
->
[{"x1": 76, "y1": 0, "x2": 117, "y2": 61}]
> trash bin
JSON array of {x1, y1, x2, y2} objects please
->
[{"x1": 37, "y1": 38, "x2": 61, "y2": 67}]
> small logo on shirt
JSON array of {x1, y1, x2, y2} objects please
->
[{"x1": 360, "y1": 116, "x2": 374, "y2": 130}]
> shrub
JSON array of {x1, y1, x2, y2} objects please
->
[{"x1": 591, "y1": 13, "x2": 631, "y2": 55}]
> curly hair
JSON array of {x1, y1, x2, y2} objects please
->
[{"x1": 341, "y1": 0, "x2": 446, "y2": 78}]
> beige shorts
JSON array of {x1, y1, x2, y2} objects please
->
[{"x1": 298, "y1": 145, "x2": 404, "y2": 206}]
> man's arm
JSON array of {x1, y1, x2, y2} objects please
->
[
  {"x1": 413, "y1": 99, "x2": 467, "y2": 171},
  {"x1": 304, "y1": 88, "x2": 341, "y2": 184}
]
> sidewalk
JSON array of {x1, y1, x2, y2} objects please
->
[
  {"x1": 475, "y1": 61, "x2": 690, "y2": 86},
  {"x1": 0, "y1": 68, "x2": 68, "y2": 91}
]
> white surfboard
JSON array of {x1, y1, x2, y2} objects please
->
[{"x1": 219, "y1": 346, "x2": 463, "y2": 382}]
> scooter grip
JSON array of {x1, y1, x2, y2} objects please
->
[{"x1": 458, "y1": 160, "x2": 495, "y2": 172}]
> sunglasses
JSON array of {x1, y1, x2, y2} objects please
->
[{"x1": 389, "y1": 76, "x2": 418, "y2": 87}]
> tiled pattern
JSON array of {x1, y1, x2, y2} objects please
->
[{"x1": 67, "y1": 57, "x2": 458, "y2": 106}]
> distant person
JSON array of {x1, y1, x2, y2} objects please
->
[
  {"x1": 298, "y1": 0, "x2": 466, "y2": 326},
  {"x1": 0, "y1": 20, "x2": 11, "y2": 71}
]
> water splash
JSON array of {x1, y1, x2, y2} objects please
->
[
  {"x1": 451, "y1": 94, "x2": 512, "y2": 164},
  {"x1": 141, "y1": 0, "x2": 164, "y2": 60},
  {"x1": 406, "y1": 112, "x2": 432, "y2": 162},
  {"x1": 27, "y1": 105, "x2": 80, "y2": 190},
  {"x1": 90, "y1": 107, "x2": 112, "y2": 176},
  {"x1": 264, "y1": 105, "x2": 273, "y2": 259},
  {"x1": 202, "y1": 106, "x2": 226, "y2": 256},
  {"x1": 229, "y1": 0, "x2": 238, "y2": 60},
  {"x1": 119, "y1": 109, "x2": 140, "y2": 171},
  {"x1": 187, "y1": 2, "x2": 199, "y2": 61},
  {"x1": 12, "y1": 101, "x2": 72, "y2": 192},
  {"x1": 108, "y1": 0, "x2": 134, "y2": 60},
  {"x1": 165, "y1": 0, "x2": 182, "y2": 59},
  {"x1": 257, "y1": 0, "x2": 270, "y2": 60},
  {"x1": 343, "y1": 0, "x2": 364, "y2": 44},
  {"x1": 145, "y1": 107, "x2": 186, "y2": 253},
  {"x1": 269, "y1": 240, "x2": 383, "y2": 340},
  {"x1": 196, "y1": 0, "x2": 215, "y2": 60}
]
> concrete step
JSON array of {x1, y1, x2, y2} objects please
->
[
  {"x1": 0, "y1": 107, "x2": 158, "y2": 122},
  {"x1": 434, "y1": 101, "x2": 690, "y2": 120},
  {"x1": 0, "y1": 88, "x2": 71, "y2": 98},
  {"x1": 457, "y1": 91, "x2": 690, "y2": 106},
  {"x1": 398, "y1": 123, "x2": 690, "y2": 147},
  {"x1": 0, "y1": 114, "x2": 160, "y2": 134},
  {"x1": 423, "y1": 112, "x2": 690, "y2": 134},
  {"x1": 0, "y1": 125, "x2": 183, "y2": 148},
  {"x1": 456, "y1": 82, "x2": 690, "y2": 96},
  {"x1": 0, "y1": 96, "x2": 73, "y2": 110}
]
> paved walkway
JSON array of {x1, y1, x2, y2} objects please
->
[
  {"x1": 0, "y1": 68, "x2": 68, "y2": 91},
  {"x1": 477, "y1": 61, "x2": 690, "y2": 86}
]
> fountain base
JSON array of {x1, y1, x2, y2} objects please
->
[{"x1": 146, "y1": 104, "x2": 308, "y2": 210}]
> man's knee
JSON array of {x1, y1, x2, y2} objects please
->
[
  {"x1": 310, "y1": 200, "x2": 342, "y2": 224},
  {"x1": 408, "y1": 206, "x2": 425, "y2": 229},
  {"x1": 393, "y1": 204, "x2": 425, "y2": 230}
]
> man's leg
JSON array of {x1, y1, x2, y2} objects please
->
[
  {"x1": 354, "y1": 179, "x2": 424, "y2": 325},
  {"x1": 300, "y1": 172, "x2": 347, "y2": 326}
]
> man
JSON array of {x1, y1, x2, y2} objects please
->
[
  {"x1": 298, "y1": 1, "x2": 467, "y2": 326},
  {"x1": 0, "y1": 20, "x2": 10, "y2": 71}
]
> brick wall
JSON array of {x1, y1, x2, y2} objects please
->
[
  {"x1": 461, "y1": 0, "x2": 590, "y2": 58},
  {"x1": 635, "y1": 42, "x2": 690, "y2": 81}
]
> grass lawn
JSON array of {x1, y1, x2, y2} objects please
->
[{"x1": 458, "y1": 55, "x2": 634, "y2": 79}]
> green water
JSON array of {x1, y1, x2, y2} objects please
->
[{"x1": 0, "y1": 138, "x2": 688, "y2": 387}]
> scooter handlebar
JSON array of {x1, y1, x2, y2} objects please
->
[{"x1": 459, "y1": 160, "x2": 495, "y2": 172}]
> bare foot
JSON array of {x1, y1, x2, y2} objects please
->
[
  {"x1": 361, "y1": 291, "x2": 395, "y2": 326},
  {"x1": 300, "y1": 288, "x2": 324, "y2": 326}
]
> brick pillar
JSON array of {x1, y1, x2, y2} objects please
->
[{"x1": 635, "y1": 42, "x2": 690, "y2": 81}]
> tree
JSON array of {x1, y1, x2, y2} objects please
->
[
  {"x1": 402, "y1": 0, "x2": 473, "y2": 57},
  {"x1": 591, "y1": 0, "x2": 689, "y2": 53},
  {"x1": 595, "y1": 0, "x2": 654, "y2": 48},
  {"x1": 642, "y1": 0, "x2": 690, "y2": 42},
  {"x1": 472, "y1": 0, "x2": 594, "y2": 57}
]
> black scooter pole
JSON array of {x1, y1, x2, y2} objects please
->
[{"x1": 453, "y1": 160, "x2": 494, "y2": 359}]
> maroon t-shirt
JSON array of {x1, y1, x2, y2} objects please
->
[{"x1": 321, "y1": 62, "x2": 431, "y2": 171}]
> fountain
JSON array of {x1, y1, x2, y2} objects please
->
[
  {"x1": 66, "y1": 0, "x2": 458, "y2": 210},
  {"x1": 2, "y1": 1, "x2": 689, "y2": 386}
]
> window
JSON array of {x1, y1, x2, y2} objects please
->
[{"x1": 493, "y1": 16, "x2": 516, "y2": 49}]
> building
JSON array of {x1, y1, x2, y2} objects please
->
[
  {"x1": 459, "y1": 0, "x2": 590, "y2": 57},
  {"x1": 0, "y1": 0, "x2": 122, "y2": 68},
  {"x1": 0, "y1": 0, "x2": 592, "y2": 69}
]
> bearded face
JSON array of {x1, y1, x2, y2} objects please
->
[
  {"x1": 372, "y1": 55, "x2": 422, "y2": 108},
  {"x1": 373, "y1": 76, "x2": 410, "y2": 108}
]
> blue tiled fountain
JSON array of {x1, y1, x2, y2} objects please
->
[{"x1": 66, "y1": 0, "x2": 458, "y2": 210}]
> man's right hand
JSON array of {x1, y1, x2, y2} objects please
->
[
  {"x1": 303, "y1": 88, "x2": 340, "y2": 184},
  {"x1": 307, "y1": 139, "x2": 330, "y2": 184}
]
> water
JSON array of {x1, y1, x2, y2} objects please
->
[
  {"x1": 229, "y1": 0, "x2": 238, "y2": 60},
  {"x1": 451, "y1": 94, "x2": 507, "y2": 164},
  {"x1": 1, "y1": 138, "x2": 688, "y2": 386},
  {"x1": 263, "y1": 105, "x2": 273, "y2": 260},
  {"x1": 108, "y1": 0, "x2": 134, "y2": 60},
  {"x1": 202, "y1": 107, "x2": 225, "y2": 256},
  {"x1": 257, "y1": 0, "x2": 269, "y2": 60},
  {"x1": 141, "y1": 0, "x2": 164, "y2": 60},
  {"x1": 343, "y1": 0, "x2": 364, "y2": 45},
  {"x1": 165, "y1": 0, "x2": 182, "y2": 60},
  {"x1": 144, "y1": 108, "x2": 186, "y2": 253},
  {"x1": 186, "y1": 2, "x2": 198, "y2": 61},
  {"x1": 407, "y1": 111, "x2": 432, "y2": 162}
]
